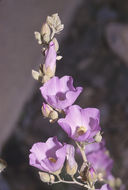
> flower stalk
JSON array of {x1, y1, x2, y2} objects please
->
[
  {"x1": 76, "y1": 141, "x2": 87, "y2": 163},
  {"x1": 29, "y1": 13, "x2": 125, "y2": 190}
]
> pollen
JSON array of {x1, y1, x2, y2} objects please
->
[
  {"x1": 77, "y1": 126, "x2": 87, "y2": 136},
  {"x1": 48, "y1": 157, "x2": 57, "y2": 163}
]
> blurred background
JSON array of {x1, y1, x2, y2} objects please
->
[{"x1": 0, "y1": 0, "x2": 128, "y2": 189}]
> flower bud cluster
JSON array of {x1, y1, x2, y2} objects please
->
[
  {"x1": 29, "y1": 14, "x2": 125, "y2": 190},
  {"x1": 32, "y1": 14, "x2": 63, "y2": 84}
]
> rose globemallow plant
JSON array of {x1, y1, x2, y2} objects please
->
[{"x1": 29, "y1": 13, "x2": 125, "y2": 190}]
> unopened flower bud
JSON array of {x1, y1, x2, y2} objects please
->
[
  {"x1": 52, "y1": 168, "x2": 62, "y2": 175},
  {"x1": 80, "y1": 164, "x2": 97, "y2": 183},
  {"x1": 56, "y1": 55, "x2": 62, "y2": 60},
  {"x1": 41, "y1": 23, "x2": 51, "y2": 43},
  {"x1": 52, "y1": 38, "x2": 59, "y2": 52},
  {"x1": 43, "y1": 34, "x2": 50, "y2": 44},
  {"x1": 46, "y1": 13, "x2": 64, "y2": 35},
  {"x1": 0, "y1": 159, "x2": 7, "y2": 173},
  {"x1": 115, "y1": 178, "x2": 122, "y2": 187},
  {"x1": 42, "y1": 75, "x2": 51, "y2": 83},
  {"x1": 66, "y1": 145, "x2": 78, "y2": 176},
  {"x1": 107, "y1": 175, "x2": 116, "y2": 188},
  {"x1": 39, "y1": 172, "x2": 50, "y2": 183},
  {"x1": 43, "y1": 41, "x2": 56, "y2": 78},
  {"x1": 46, "y1": 16, "x2": 53, "y2": 28},
  {"x1": 86, "y1": 167, "x2": 97, "y2": 183},
  {"x1": 66, "y1": 161, "x2": 78, "y2": 176},
  {"x1": 43, "y1": 65, "x2": 55, "y2": 78},
  {"x1": 49, "y1": 110, "x2": 58, "y2": 121},
  {"x1": 56, "y1": 24, "x2": 64, "y2": 33},
  {"x1": 41, "y1": 23, "x2": 51, "y2": 37},
  {"x1": 80, "y1": 162, "x2": 88, "y2": 182},
  {"x1": 50, "y1": 174, "x2": 55, "y2": 183},
  {"x1": 32, "y1": 70, "x2": 40, "y2": 81},
  {"x1": 41, "y1": 103, "x2": 53, "y2": 118},
  {"x1": 97, "y1": 173, "x2": 104, "y2": 181},
  {"x1": 34, "y1": 31, "x2": 42, "y2": 44},
  {"x1": 94, "y1": 132, "x2": 102, "y2": 142}
]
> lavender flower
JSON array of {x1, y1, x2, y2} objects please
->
[
  {"x1": 40, "y1": 76, "x2": 83, "y2": 110},
  {"x1": 29, "y1": 137, "x2": 66, "y2": 174},
  {"x1": 43, "y1": 41, "x2": 56, "y2": 78},
  {"x1": 58, "y1": 105, "x2": 101, "y2": 142},
  {"x1": 97, "y1": 184, "x2": 112, "y2": 190},
  {"x1": 85, "y1": 140, "x2": 105, "y2": 155},
  {"x1": 86, "y1": 149, "x2": 113, "y2": 179}
]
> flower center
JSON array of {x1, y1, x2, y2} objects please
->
[
  {"x1": 48, "y1": 157, "x2": 57, "y2": 163},
  {"x1": 76, "y1": 126, "x2": 87, "y2": 136},
  {"x1": 56, "y1": 92, "x2": 66, "y2": 101}
]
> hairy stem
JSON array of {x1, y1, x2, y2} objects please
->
[
  {"x1": 76, "y1": 141, "x2": 87, "y2": 163},
  {"x1": 54, "y1": 175, "x2": 91, "y2": 189}
]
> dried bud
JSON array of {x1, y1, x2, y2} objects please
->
[
  {"x1": 94, "y1": 132, "x2": 102, "y2": 142},
  {"x1": 97, "y1": 172, "x2": 104, "y2": 181},
  {"x1": 41, "y1": 103, "x2": 53, "y2": 118},
  {"x1": 39, "y1": 172, "x2": 51, "y2": 183},
  {"x1": 0, "y1": 159, "x2": 7, "y2": 173},
  {"x1": 34, "y1": 31, "x2": 42, "y2": 44}
]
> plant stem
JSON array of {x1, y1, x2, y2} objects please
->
[
  {"x1": 54, "y1": 175, "x2": 91, "y2": 189},
  {"x1": 76, "y1": 141, "x2": 87, "y2": 163}
]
